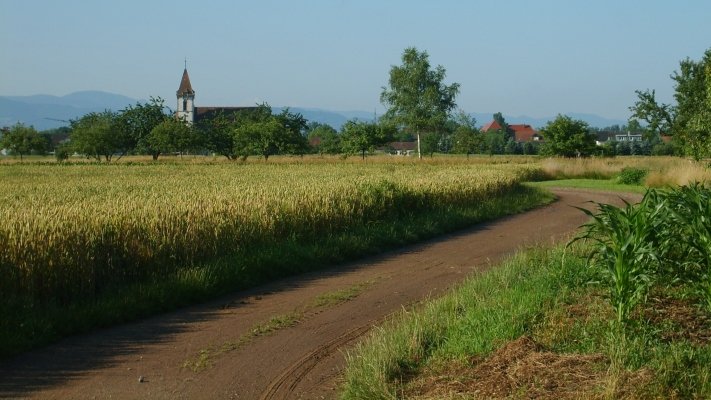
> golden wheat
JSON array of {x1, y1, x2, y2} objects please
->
[{"x1": 0, "y1": 161, "x2": 540, "y2": 304}]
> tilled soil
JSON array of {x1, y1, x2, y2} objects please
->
[{"x1": 0, "y1": 188, "x2": 638, "y2": 400}]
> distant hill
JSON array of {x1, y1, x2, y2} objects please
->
[
  {"x1": 274, "y1": 107, "x2": 375, "y2": 130},
  {"x1": 1, "y1": 90, "x2": 626, "y2": 131},
  {"x1": 0, "y1": 91, "x2": 139, "y2": 130}
]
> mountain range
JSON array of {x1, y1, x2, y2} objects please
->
[{"x1": 0, "y1": 91, "x2": 626, "y2": 131}]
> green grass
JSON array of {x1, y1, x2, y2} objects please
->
[
  {"x1": 528, "y1": 178, "x2": 647, "y2": 193},
  {"x1": 340, "y1": 244, "x2": 711, "y2": 399},
  {"x1": 0, "y1": 183, "x2": 553, "y2": 358}
]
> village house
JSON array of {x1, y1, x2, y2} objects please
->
[
  {"x1": 386, "y1": 141, "x2": 417, "y2": 156},
  {"x1": 481, "y1": 120, "x2": 543, "y2": 142},
  {"x1": 594, "y1": 131, "x2": 644, "y2": 146}
]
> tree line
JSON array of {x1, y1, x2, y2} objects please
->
[{"x1": 3, "y1": 46, "x2": 708, "y2": 161}]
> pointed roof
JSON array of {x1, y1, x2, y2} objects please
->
[
  {"x1": 509, "y1": 124, "x2": 541, "y2": 142},
  {"x1": 481, "y1": 120, "x2": 502, "y2": 132},
  {"x1": 177, "y1": 68, "x2": 195, "y2": 96}
]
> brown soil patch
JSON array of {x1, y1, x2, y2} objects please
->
[{"x1": 644, "y1": 294, "x2": 711, "y2": 345}]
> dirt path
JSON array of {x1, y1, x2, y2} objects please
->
[{"x1": 0, "y1": 188, "x2": 638, "y2": 400}]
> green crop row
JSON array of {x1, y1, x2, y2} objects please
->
[{"x1": 573, "y1": 183, "x2": 711, "y2": 323}]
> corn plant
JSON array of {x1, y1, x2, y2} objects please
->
[
  {"x1": 570, "y1": 192, "x2": 667, "y2": 323},
  {"x1": 662, "y1": 183, "x2": 711, "y2": 309}
]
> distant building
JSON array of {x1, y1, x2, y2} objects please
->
[
  {"x1": 385, "y1": 141, "x2": 417, "y2": 156},
  {"x1": 595, "y1": 131, "x2": 643, "y2": 146},
  {"x1": 481, "y1": 120, "x2": 543, "y2": 143},
  {"x1": 176, "y1": 68, "x2": 254, "y2": 124}
]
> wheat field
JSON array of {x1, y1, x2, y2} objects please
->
[{"x1": 0, "y1": 161, "x2": 543, "y2": 306}]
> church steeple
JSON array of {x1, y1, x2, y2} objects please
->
[
  {"x1": 177, "y1": 68, "x2": 194, "y2": 97},
  {"x1": 176, "y1": 67, "x2": 195, "y2": 124}
]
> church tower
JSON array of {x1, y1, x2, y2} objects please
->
[{"x1": 176, "y1": 68, "x2": 195, "y2": 124}]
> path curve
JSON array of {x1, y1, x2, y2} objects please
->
[{"x1": 0, "y1": 188, "x2": 639, "y2": 400}]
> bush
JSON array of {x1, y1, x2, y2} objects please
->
[
  {"x1": 54, "y1": 145, "x2": 71, "y2": 162},
  {"x1": 617, "y1": 167, "x2": 647, "y2": 185}
]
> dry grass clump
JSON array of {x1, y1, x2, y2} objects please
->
[
  {"x1": 644, "y1": 160, "x2": 711, "y2": 187},
  {"x1": 541, "y1": 156, "x2": 711, "y2": 187},
  {"x1": 405, "y1": 336, "x2": 655, "y2": 400},
  {"x1": 541, "y1": 157, "x2": 629, "y2": 179}
]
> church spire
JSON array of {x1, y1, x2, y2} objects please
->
[
  {"x1": 177, "y1": 66, "x2": 196, "y2": 124},
  {"x1": 177, "y1": 67, "x2": 194, "y2": 97}
]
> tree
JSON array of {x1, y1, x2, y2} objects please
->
[
  {"x1": 307, "y1": 123, "x2": 340, "y2": 155},
  {"x1": 380, "y1": 47, "x2": 460, "y2": 159},
  {"x1": 273, "y1": 108, "x2": 309, "y2": 157},
  {"x1": 629, "y1": 89, "x2": 674, "y2": 140},
  {"x1": 504, "y1": 138, "x2": 520, "y2": 155},
  {"x1": 200, "y1": 111, "x2": 240, "y2": 160},
  {"x1": 493, "y1": 112, "x2": 513, "y2": 140},
  {"x1": 0, "y1": 123, "x2": 46, "y2": 161},
  {"x1": 420, "y1": 131, "x2": 440, "y2": 157},
  {"x1": 522, "y1": 141, "x2": 539, "y2": 155},
  {"x1": 483, "y1": 131, "x2": 506, "y2": 155},
  {"x1": 118, "y1": 97, "x2": 168, "y2": 155},
  {"x1": 145, "y1": 118, "x2": 194, "y2": 160},
  {"x1": 630, "y1": 47, "x2": 711, "y2": 160},
  {"x1": 198, "y1": 105, "x2": 271, "y2": 160},
  {"x1": 680, "y1": 50, "x2": 711, "y2": 159},
  {"x1": 340, "y1": 120, "x2": 389, "y2": 159},
  {"x1": 451, "y1": 110, "x2": 482, "y2": 157},
  {"x1": 69, "y1": 111, "x2": 129, "y2": 162},
  {"x1": 540, "y1": 115, "x2": 596, "y2": 157}
]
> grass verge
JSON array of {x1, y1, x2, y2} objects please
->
[
  {"x1": 1, "y1": 184, "x2": 553, "y2": 359},
  {"x1": 527, "y1": 179, "x2": 647, "y2": 194},
  {"x1": 341, "y1": 244, "x2": 711, "y2": 399}
]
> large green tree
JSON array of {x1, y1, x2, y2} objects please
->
[
  {"x1": 493, "y1": 112, "x2": 513, "y2": 140},
  {"x1": 630, "y1": 48, "x2": 711, "y2": 160},
  {"x1": 145, "y1": 118, "x2": 196, "y2": 160},
  {"x1": 69, "y1": 111, "x2": 129, "y2": 162},
  {"x1": 540, "y1": 115, "x2": 596, "y2": 157},
  {"x1": 273, "y1": 108, "x2": 309, "y2": 157},
  {"x1": 340, "y1": 120, "x2": 390, "y2": 159},
  {"x1": 229, "y1": 106, "x2": 309, "y2": 161},
  {"x1": 199, "y1": 104, "x2": 272, "y2": 161},
  {"x1": 307, "y1": 123, "x2": 341, "y2": 155},
  {"x1": 679, "y1": 50, "x2": 711, "y2": 159},
  {"x1": 200, "y1": 111, "x2": 239, "y2": 160},
  {"x1": 0, "y1": 123, "x2": 46, "y2": 161},
  {"x1": 380, "y1": 47, "x2": 460, "y2": 159},
  {"x1": 118, "y1": 97, "x2": 169, "y2": 156},
  {"x1": 629, "y1": 89, "x2": 674, "y2": 139},
  {"x1": 451, "y1": 111, "x2": 482, "y2": 157}
]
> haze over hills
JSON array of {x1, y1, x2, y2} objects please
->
[
  {"x1": 1, "y1": 91, "x2": 626, "y2": 131},
  {"x1": 0, "y1": 91, "x2": 140, "y2": 130}
]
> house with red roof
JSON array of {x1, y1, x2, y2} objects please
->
[{"x1": 481, "y1": 120, "x2": 543, "y2": 143}]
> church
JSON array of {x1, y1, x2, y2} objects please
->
[{"x1": 176, "y1": 68, "x2": 254, "y2": 124}]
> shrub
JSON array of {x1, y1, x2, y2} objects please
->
[{"x1": 617, "y1": 167, "x2": 647, "y2": 185}]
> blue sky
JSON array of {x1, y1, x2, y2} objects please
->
[{"x1": 1, "y1": 0, "x2": 710, "y2": 120}]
